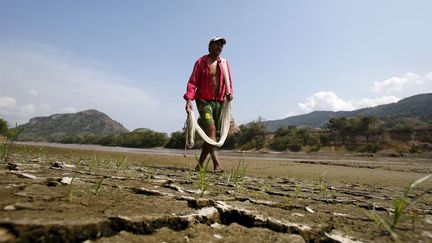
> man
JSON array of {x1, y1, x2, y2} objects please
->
[{"x1": 184, "y1": 36, "x2": 233, "y2": 172}]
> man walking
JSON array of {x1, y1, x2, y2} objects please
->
[{"x1": 184, "y1": 36, "x2": 233, "y2": 172}]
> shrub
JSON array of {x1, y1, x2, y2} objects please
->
[
  {"x1": 409, "y1": 144, "x2": 420, "y2": 154},
  {"x1": 221, "y1": 134, "x2": 236, "y2": 149},
  {"x1": 269, "y1": 136, "x2": 289, "y2": 151},
  {"x1": 165, "y1": 131, "x2": 186, "y2": 149},
  {"x1": 362, "y1": 143, "x2": 384, "y2": 153},
  {"x1": 319, "y1": 134, "x2": 332, "y2": 146},
  {"x1": 0, "y1": 118, "x2": 8, "y2": 136},
  {"x1": 98, "y1": 135, "x2": 115, "y2": 146},
  {"x1": 60, "y1": 130, "x2": 168, "y2": 148},
  {"x1": 288, "y1": 143, "x2": 302, "y2": 152},
  {"x1": 269, "y1": 126, "x2": 312, "y2": 152},
  {"x1": 140, "y1": 130, "x2": 168, "y2": 147},
  {"x1": 307, "y1": 145, "x2": 321, "y2": 153},
  {"x1": 236, "y1": 118, "x2": 267, "y2": 150}
]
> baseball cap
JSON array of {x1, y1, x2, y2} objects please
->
[{"x1": 209, "y1": 36, "x2": 227, "y2": 45}]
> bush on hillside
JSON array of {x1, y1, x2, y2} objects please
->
[
  {"x1": 361, "y1": 143, "x2": 384, "y2": 153},
  {"x1": 269, "y1": 126, "x2": 319, "y2": 152},
  {"x1": 235, "y1": 118, "x2": 267, "y2": 150},
  {"x1": 221, "y1": 134, "x2": 236, "y2": 149},
  {"x1": 60, "y1": 130, "x2": 168, "y2": 148},
  {"x1": 0, "y1": 118, "x2": 8, "y2": 136},
  {"x1": 120, "y1": 130, "x2": 168, "y2": 148},
  {"x1": 165, "y1": 131, "x2": 186, "y2": 149}
]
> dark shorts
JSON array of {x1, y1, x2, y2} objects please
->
[{"x1": 196, "y1": 100, "x2": 224, "y2": 133}]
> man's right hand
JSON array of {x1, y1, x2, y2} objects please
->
[{"x1": 185, "y1": 100, "x2": 193, "y2": 112}]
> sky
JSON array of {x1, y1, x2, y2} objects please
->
[{"x1": 1, "y1": 1, "x2": 432, "y2": 134}]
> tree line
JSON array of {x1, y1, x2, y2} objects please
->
[
  {"x1": 166, "y1": 116, "x2": 432, "y2": 154},
  {"x1": 2, "y1": 116, "x2": 432, "y2": 154}
]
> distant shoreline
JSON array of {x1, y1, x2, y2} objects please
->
[{"x1": 16, "y1": 141, "x2": 432, "y2": 163}]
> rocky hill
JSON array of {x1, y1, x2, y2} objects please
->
[
  {"x1": 17, "y1": 109, "x2": 129, "y2": 141},
  {"x1": 265, "y1": 93, "x2": 432, "y2": 131}
]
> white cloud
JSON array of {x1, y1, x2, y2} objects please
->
[
  {"x1": 298, "y1": 91, "x2": 355, "y2": 112},
  {"x1": 372, "y1": 72, "x2": 431, "y2": 94},
  {"x1": 60, "y1": 107, "x2": 77, "y2": 113},
  {"x1": 351, "y1": 96, "x2": 400, "y2": 108},
  {"x1": 294, "y1": 71, "x2": 432, "y2": 117},
  {"x1": 289, "y1": 71, "x2": 432, "y2": 118},
  {"x1": 296, "y1": 91, "x2": 400, "y2": 114},
  {"x1": 18, "y1": 104, "x2": 51, "y2": 118},
  {"x1": 0, "y1": 39, "x2": 161, "y2": 129},
  {"x1": 0, "y1": 96, "x2": 16, "y2": 108}
]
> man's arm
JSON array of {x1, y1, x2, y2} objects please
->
[
  {"x1": 185, "y1": 99, "x2": 193, "y2": 111},
  {"x1": 184, "y1": 61, "x2": 200, "y2": 101},
  {"x1": 184, "y1": 60, "x2": 201, "y2": 112},
  {"x1": 226, "y1": 60, "x2": 233, "y2": 101}
]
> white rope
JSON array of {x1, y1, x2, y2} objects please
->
[
  {"x1": 185, "y1": 100, "x2": 231, "y2": 148},
  {"x1": 185, "y1": 58, "x2": 232, "y2": 149}
]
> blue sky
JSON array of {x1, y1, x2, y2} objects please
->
[{"x1": 1, "y1": 1, "x2": 431, "y2": 134}]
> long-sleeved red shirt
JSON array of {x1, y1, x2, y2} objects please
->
[{"x1": 183, "y1": 55, "x2": 233, "y2": 102}]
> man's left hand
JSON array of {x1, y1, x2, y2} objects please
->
[{"x1": 226, "y1": 94, "x2": 233, "y2": 101}]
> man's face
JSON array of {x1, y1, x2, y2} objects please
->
[{"x1": 209, "y1": 41, "x2": 224, "y2": 56}]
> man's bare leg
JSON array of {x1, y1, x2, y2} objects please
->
[
  {"x1": 196, "y1": 143, "x2": 210, "y2": 170},
  {"x1": 206, "y1": 124, "x2": 223, "y2": 172},
  {"x1": 210, "y1": 148, "x2": 222, "y2": 172},
  {"x1": 196, "y1": 124, "x2": 222, "y2": 171}
]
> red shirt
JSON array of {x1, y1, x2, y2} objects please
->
[{"x1": 184, "y1": 55, "x2": 233, "y2": 102}]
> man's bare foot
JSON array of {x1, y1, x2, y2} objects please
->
[
  {"x1": 195, "y1": 164, "x2": 203, "y2": 171},
  {"x1": 213, "y1": 166, "x2": 224, "y2": 173}
]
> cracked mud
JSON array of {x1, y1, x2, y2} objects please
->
[{"x1": 0, "y1": 145, "x2": 431, "y2": 242}]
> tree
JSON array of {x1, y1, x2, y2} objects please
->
[
  {"x1": 0, "y1": 118, "x2": 8, "y2": 136},
  {"x1": 113, "y1": 130, "x2": 168, "y2": 148},
  {"x1": 326, "y1": 117, "x2": 348, "y2": 131},
  {"x1": 324, "y1": 116, "x2": 384, "y2": 152},
  {"x1": 235, "y1": 117, "x2": 267, "y2": 150},
  {"x1": 139, "y1": 130, "x2": 168, "y2": 147},
  {"x1": 269, "y1": 126, "x2": 311, "y2": 152},
  {"x1": 165, "y1": 131, "x2": 186, "y2": 149}
]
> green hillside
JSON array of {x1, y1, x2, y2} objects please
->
[{"x1": 265, "y1": 93, "x2": 432, "y2": 131}]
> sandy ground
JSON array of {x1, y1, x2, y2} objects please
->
[
  {"x1": 17, "y1": 142, "x2": 432, "y2": 187},
  {"x1": 0, "y1": 143, "x2": 431, "y2": 242}
]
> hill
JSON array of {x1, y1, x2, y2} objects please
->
[
  {"x1": 17, "y1": 109, "x2": 129, "y2": 141},
  {"x1": 265, "y1": 93, "x2": 432, "y2": 131}
]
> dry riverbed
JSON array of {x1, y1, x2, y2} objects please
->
[{"x1": 0, "y1": 144, "x2": 431, "y2": 242}]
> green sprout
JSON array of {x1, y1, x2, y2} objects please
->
[
  {"x1": 186, "y1": 164, "x2": 193, "y2": 181},
  {"x1": 365, "y1": 205, "x2": 398, "y2": 241},
  {"x1": 229, "y1": 159, "x2": 248, "y2": 190},
  {"x1": 36, "y1": 146, "x2": 45, "y2": 159},
  {"x1": 318, "y1": 171, "x2": 328, "y2": 198},
  {"x1": 197, "y1": 156, "x2": 210, "y2": 197},
  {"x1": 283, "y1": 194, "x2": 291, "y2": 206},
  {"x1": 0, "y1": 124, "x2": 21, "y2": 162},
  {"x1": 115, "y1": 155, "x2": 128, "y2": 173},
  {"x1": 343, "y1": 225, "x2": 353, "y2": 235},
  {"x1": 391, "y1": 174, "x2": 431, "y2": 229},
  {"x1": 89, "y1": 155, "x2": 99, "y2": 172},
  {"x1": 146, "y1": 165, "x2": 153, "y2": 180},
  {"x1": 65, "y1": 173, "x2": 78, "y2": 201},
  {"x1": 294, "y1": 184, "x2": 302, "y2": 198},
  {"x1": 94, "y1": 176, "x2": 108, "y2": 195},
  {"x1": 75, "y1": 156, "x2": 84, "y2": 168},
  {"x1": 365, "y1": 174, "x2": 432, "y2": 241}
]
